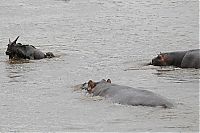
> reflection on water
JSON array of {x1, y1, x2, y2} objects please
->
[
  {"x1": 7, "y1": 59, "x2": 32, "y2": 64},
  {"x1": 153, "y1": 68, "x2": 199, "y2": 83},
  {"x1": 56, "y1": 0, "x2": 70, "y2": 2},
  {"x1": 5, "y1": 60, "x2": 34, "y2": 83}
]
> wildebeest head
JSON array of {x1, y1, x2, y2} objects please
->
[
  {"x1": 6, "y1": 36, "x2": 20, "y2": 59},
  {"x1": 87, "y1": 79, "x2": 111, "y2": 93},
  {"x1": 151, "y1": 53, "x2": 169, "y2": 66}
]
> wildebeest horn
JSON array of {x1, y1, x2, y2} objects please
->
[
  {"x1": 9, "y1": 38, "x2": 11, "y2": 44},
  {"x1": 13, "y1": 36, "x2": 20, "y2": 43}
]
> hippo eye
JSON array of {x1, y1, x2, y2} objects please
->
[{"x1": 157, "y1": 56, "x2": 161, "y2": 59}]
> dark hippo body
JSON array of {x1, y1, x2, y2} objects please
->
[
  {"x1": 82, "y1": 79, "x2": 173, "y2": 108},
  {"x1": 6, "y1": 36, "x2": 54, "y2": 60},
  {"x1": 151, "y1": 49, "x2": 200, "y2": 68},
  {"x1": 181, "y1": 50, "x2": 200, "y2": 68}
]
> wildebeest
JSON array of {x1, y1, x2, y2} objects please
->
[
  {"x1": 80, "y1": 79, "x2": 173, "y2": 108},
  {"x1": 149, "y1": 49, "x2": 200, "y2": 69},
  {"x1": 5, "y1": 36, "x2": 55, "y2": 60}
]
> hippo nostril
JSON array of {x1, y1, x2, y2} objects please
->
[
  {"x1": 152, "y1": 59, "x2": 156, "y2": 64},
  {"x1": 147, "y1": 62, "x2": 152, "y2": 65},
  {"x1": 81, "y1": 82, "x2": 87, "y2": 90}
]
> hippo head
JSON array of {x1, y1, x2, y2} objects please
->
[
  {"x1": 87, "y1": 79, "x2": 111, "y2": 93},
  {"x1": 151, "y1": 53, "x2": 170, "y2": 66},
  {"x1": 5, "y1": 36, "x2": 20, "y2": 59}
]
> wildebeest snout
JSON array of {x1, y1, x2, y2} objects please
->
[{"x1": 5, "y1": 50, "x2": 11, "y2": 55}]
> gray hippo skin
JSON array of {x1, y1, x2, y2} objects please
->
[
  {"x1": 5, "y1": 36, "x2": 55, "y2": 60},
  {"x1": 83, "y1": 79, "x2": 173, "y2": 108},
  {"x1": 181, "y1": 50, "x2": 200, "y2": 68},
  {"x1": 150, "y1": 49, "x2": 200, "y2": 68}
]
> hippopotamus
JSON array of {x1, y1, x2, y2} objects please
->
[
  {"x1": 81, "y1": 79, "x2": 173, "y2": 108},
  {"x1": 150, "y1": 49, "x2": 200, "y2": 69},
  {"x1": 5, "y1": 36, "x2": 55, "y2": 60}
]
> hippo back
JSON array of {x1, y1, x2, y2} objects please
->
[
  {"x1": 93, "y1": 83, "x2": 122, "y2": 97},
  {"x1": 181, "y1": 49, "x2": 200, "y2": 68},
  {"x1": 93, "y1": 82, "x2": 173, "y2": 108}
]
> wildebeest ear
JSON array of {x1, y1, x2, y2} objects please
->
[
  {"x1": 13, "y1": 36, "x2": 20, "y2": 44},
  {"x1": 107, "y1": 79, "x2": 111, "y2": 83}
]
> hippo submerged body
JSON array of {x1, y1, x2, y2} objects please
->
[
  {"x1": 5, "y1": 36, "x2": 54, "y2": 60},
  {"x1": 82, "y1": 79, "x2": 173, "y2": 108},
  {"x1": 151, "y1": 49, "x2": 200, "y2": 68}
]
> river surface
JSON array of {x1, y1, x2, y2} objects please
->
[{"x1": 0, "y1": 0, "x2": 199, "y2": 132}]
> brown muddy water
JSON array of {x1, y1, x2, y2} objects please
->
[{"x1": 0, "y1": 0, "x2": 199, "y2": 132}]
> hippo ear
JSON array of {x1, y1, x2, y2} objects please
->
[
  {"x1": 87, "y1": 80, "x2": 96, "y2": 93},
  {"x1": 158, "y1": 54, "x2": 166, "y2": 61},
  {"x1": 157, "y1": 54, "x2": 161, "y2": 59},
  {"x1": 13, "y1": 36, "x2": 20, "y2": 44},
  {"x1": 88, "y1": 80, "x2": 96, "y2": 89},
  {"x1": 107, "y1": 79, "x2": 111, "y2": 83}
]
